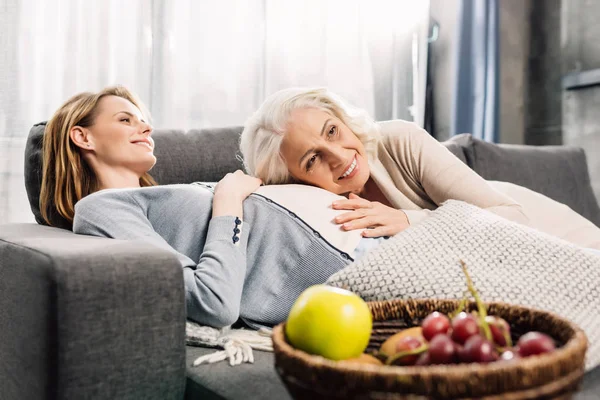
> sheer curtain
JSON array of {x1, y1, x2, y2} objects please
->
[{"x1": 0, "y1": 0, "x2": 430, "y2": 224}]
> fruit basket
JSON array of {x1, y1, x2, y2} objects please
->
[{"x1": 272, "y1": 298, "x2": 588, "y2": 399}]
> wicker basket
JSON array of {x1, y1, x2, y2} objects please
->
[{"x1": 272, "y1": 299, "x2": 588, "y2": 399}]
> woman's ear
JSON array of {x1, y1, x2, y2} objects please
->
[{"x1": 69, "y1": 126, "x2": 93, "y2": 150}]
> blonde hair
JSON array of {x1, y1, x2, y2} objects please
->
[
  {"x1": 40, "y1": 85, "x2": 157, "y2": 227},
  {"x1": 239, "y1": 87, "x2": 380, "y2": 184}
]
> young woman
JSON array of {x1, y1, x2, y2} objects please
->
[
  {"x1": 240, "y1": 87, "x2": 600, "y2": 250},
  {"x1": 40, "y1": 86, "x2": 364, "y2": 329}
]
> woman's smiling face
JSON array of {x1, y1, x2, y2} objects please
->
[
  {"x1": 279, "y1": 108, "x2": 370, "y2": 194},
  {"x1": 81, "y1": 95, "x2": 156, "y2": 175}
]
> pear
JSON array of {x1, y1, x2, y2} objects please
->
[{"x1": 379, "y1": 327, "x2": 424, "y2": 357}]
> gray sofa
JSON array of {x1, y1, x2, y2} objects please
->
[{"x1": 1, "y1": 122, "x2": 599, "y2": 400}]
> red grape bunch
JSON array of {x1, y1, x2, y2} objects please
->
[{"x1": 380, "y1": 261, "x2": 556, "y2": 366}]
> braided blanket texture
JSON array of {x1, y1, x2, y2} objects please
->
[{"x1": 326, "y1": 200, "x2": 600, "y2": 370}]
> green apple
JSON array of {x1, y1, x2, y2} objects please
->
[{"x1": 285, "y1": 285, "x2": 372, "y2": 361}]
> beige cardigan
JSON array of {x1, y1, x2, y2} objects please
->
[{"x1": 371, "y1": 120, "x2": 600, "y2": 250}]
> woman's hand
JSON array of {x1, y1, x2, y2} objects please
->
[
  {"x1": 212, "y1": 170, "x2": 262, "y2": 218},
  {"x1": 332, "y1": 193, "x2": 409, "y2": 237}
]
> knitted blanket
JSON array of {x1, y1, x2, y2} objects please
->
[{"x1": 326, "y1": 200, "x2": 600, "y2": 371}]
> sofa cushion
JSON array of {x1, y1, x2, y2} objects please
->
[
  {"x1": 464, "y1": 136, "x2": 600, "y2": 226},
  {"x1": 150, "y1": 126, "x2": 245, "y2": 184},
  {"x1": 441, "y1": 134, "x2": 469, "y2": 165},
  {"x1": 444, "y1": 133, "x2": 473, "y2": 164},
  {"x1": 24, "y1": 123, "x2": 63, "y2": 228},
  {"x1": 185, "y1": 346, "x2": 290, "y2": 399},
  {"x1": 25, "y1": 123, "x2": 245, "y2": 228}
]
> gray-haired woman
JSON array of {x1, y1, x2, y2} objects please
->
[{"x1": 240, "y1": 87, "x2": 600, "y2": 250}]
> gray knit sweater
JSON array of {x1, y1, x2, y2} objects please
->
[{"x1": 73, "y1": 184, "x2": 352, "y2": 328}]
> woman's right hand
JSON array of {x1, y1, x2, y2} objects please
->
[
  {"x1": 212, "y1": 170, "x2": 262, "y2": 218},
  {"x1": 332, "y1": 193, "x2": 410, "y2": 237}
]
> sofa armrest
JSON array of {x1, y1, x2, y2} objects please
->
[{"x1": 0, "y1": 224, "x2": 186, "y2": 400}]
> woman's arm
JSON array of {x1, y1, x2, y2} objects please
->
[
  {"x1": 212, "y1": 170, "x2": 262, "y2": 219},
  {"x1": 382, "y1": 120, "x2": 529, "y2": 225}
]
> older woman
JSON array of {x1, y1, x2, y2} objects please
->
[{"x1": 240, "y1": 87, "x2": 600, "y2": 250}]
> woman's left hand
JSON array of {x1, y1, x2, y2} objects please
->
[{"x1": 332, "y1": 193, "x2": 410, "y2": 237}]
